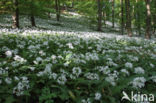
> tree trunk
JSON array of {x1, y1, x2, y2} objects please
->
[
  {"x1": 125, "y1": 0, "x2": 132, "y2": 37},
  {"x1": 72, "y1": 0, "x2": 74, "y2": 8},
  {"x1": 145, "y1": 0, "x2": 151, "y2": 39},
  {"x1": 135, "y1": 0, "x2": 141, "y2": 36},
  {"x1": 31, "y1": 14, "x2": 36, "y2": 27},
  {"x1": 97, "y1": 0, "x2": 102, "y2": 31},
  {"x1": 55, "y1": 0, "x2": 60, "y2": 21},
  {"x1": 30, "y1": 0, "x2": 36, "y2": 27},
  {"x1": 121, "y1": 0, "x2": 124, "y2": 35},
  {"x1": 153, "y1": 0, "x2": 156, "y2": 34},
  {"x1": 103, "y1": 11, "x2": 106, "y2": 26},
  {"x1": 12, "y1": 0, "x2": 19, "y2": 28},
  {"x1": 112, "y1": 0, "x2": 115, "y2": 28},
  {"x1": 48, "y1": 12, "x2": 51, "y2": 18}
]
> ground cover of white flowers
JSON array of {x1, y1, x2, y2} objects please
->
[
  {"x1": 0, "y1": 32, "x2": 156, "y2": 103},
  {"x1": 0, "y1": 13, "x2": 156, "y2": 103}
]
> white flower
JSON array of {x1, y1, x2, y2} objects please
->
[
  {"x1": 105, "y1": 76, "x2": 116, "y2": 86},
  {"x1": 5, "y1": 50, "x2": 12, "y2": 57},
  {"x1": 107, "y1": 61, "x2": 118, "y2": 67},
  {"x1": 95, "y1": 66, "x2": 110, "y2": 74},
  {"x1": 150, "y1": 63, "x2": 155, "y2": 68},
  {"x1": 128, "y1": 55, "x2": 139, "y2": 62},
  {"x1": 84, "y1": 73, "x2": 99, "y2": 80},
  {"x1": 14, "y1": 55, "x2": 26, "y2": 64},
  {"x1": 36, "y1": 57, "x2": 42, "y2": 62},
  {"x1": 95, "y1": 92, "x2": 101, "y2": 100},
  {"x1": 57, "y1": 74, "x2": 67, "y2": 85},
  {"x1": 14, "y1": 76, "x2": 20, "y2": 81},
  {"x1": 43, "y1": 41, "x2": 48, "y2": 45},
  {"x1": 13, "y1": 77, "x2": 30, "y2": 96},
  {"x1": 69, "y1": 74, "x2": 76, "y2": 79},
  {"x1": 105, "y1": 72, "x2": 118, "y2": 86},
  {"x1": 121, "y1": 69, "x2": 129, "y2": 76},
  {"x1": 0, "y1": 68, "x2": 8, "y2": 75},
  {"x1": 64, "y1": 62, "x2": 69, "y2": 67},
  {"x1": 67, "y1": 43, "x2": 74, "y2": 49},
  {"x1": 125, "y1": 62, "x2": 133, "y2": 68},
  {"x1": 37, "y1": 71, "x2": 44, "y2": 77},
  {"x1": 72, "y1": 67, "x2": 82, "y2": 77},
  {"x1": 5, "y1": 77, "x2": 12, "y2": 84},
  {"x1": 81, "y1": 98, "x2": 91, "y2": 103},
  {"x1": 150, "y1": 76, "x2": 156, "y2": 83},
  {"x1": 131, "y1": 77, "x2": 146, "y2": 88},
  {"x1": 49, "y1": 73, "x2": 57, "y2": 80},
  {"x1": 44, "y1": 63, "x2": 52, "y2": 73},
  {"x1": 29, "y1": 67, "x2": 35, "y2": 71},
  {"x1": 134, "y1": 67, "x2": 145, "y2": 74},
  {"x1": 51, "y1": 55, "x2": 56, "y2": 59},
  {"x1": 39, "y1": 50, "x2": 46, "y2": 56}
]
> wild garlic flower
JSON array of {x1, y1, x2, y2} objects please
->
[
  {"x1": 134, "y1": 67, "x2": 145, "y2": 74},
  {"x1": 5, "y1": 50, "x2": 12, "y2": 57},
  {"x1": 72, "y1": 67, "x2": 82, "y2": 77},
  {"x1": 81, "y1": 98, "x2": 91, "y2": 103},
  {"x1": 131, "y1": 77, "x2": 146, "y2": 88},
  {"x1": 13, "y1": 77, "x2": 30, "y2": 96},
  {"x1": 121, "y1": 69, "x2": 129, "y2": 76},
  {"x1": 67, "y1": 43, "x2": 74, "y2": 49},
  {"x1": 150, "y1": 63, "x2": 155, "y2": 68},
  {"x1": 125, "y1": 62, "x2": 133, "y2": 68},
  {"x1": 84, "y1": 72, "x2": 99, "y2": 80},
  {"x1": 14, "y1": 55, "x2": 27, "y2": 64},
  {"x1": 57, "y1": 74, "x2": 67, "y2": 85},
  {"x1": 150, "y1": 76, "x2": 156, "y2": 83},
  {"x1": 95, "y1": 66, "x2": 110, "y2": 74},
  {"x1": 5, "y1": 77, "x2": 12, "y2": 84},
  {"x1": 95, "y1": 92, "x2": 102, "y2": 100},
  {"x1": 128, "y1": 55, "x2": 139, "y2": 62}
]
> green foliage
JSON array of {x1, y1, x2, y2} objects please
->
[{"x1": 0, "y1": 33, "x2": 156, "y2": 103}]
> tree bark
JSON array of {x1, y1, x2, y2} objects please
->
[
  {"x1": 30, "y1": 0, "x2": 36, "y2": 27},
  {"x1": 12, "y1": 0, "x2": 19, "y2": 28},
  {"x1": 125, "y1": 0, "x2": 132, "y2": 37},
  {"x1": 145, "y1": 0, "x2": 151, "y2": 39},
  {"x1": 136, "y1": 0, "x2": 141, "y2": 36},
  {"x1": 31, "y1": 14, "x2": 36, "y2": 27},
  {"x1": 103, "y1": 11, "x2": 106, "y2": 26},
  {"x1": 72, "y1": 0, "x2": 74, "y2": 8},
  {"x1": 121, "y1": 0, "x2": 124, "y2": 35},
  {"x1": 112, "y1": 0, "x2": 115, "y2": 28},
  {"x1": 55, "y1": 0, "x2": 60, "y2": 21},
  {"x1": 97, "y1": 0, "x2": 102, "y2": 31},
  {"x1": 153, "y1": 0, "x2": 156, "y2": 34}
]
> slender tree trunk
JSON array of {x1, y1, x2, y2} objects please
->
[
  {"x1": 153, "y1": 0, "x2": 156, "y2": 34},
  {"x1": 121, "y1": 0, "x2": 124, "y2": 35},
  {"x1": 72, "y1": 0, "x2": 74, "y2": 8},
  {"x1": 125, "y1": 0, "x2": 132, "y2": 37},
  {"x1": 48, "y1": 12, "x2": 51, "y2": 18},
  {"x1": 55, "y1": 0, "x2": 60, "y2": 21},
  {"x1": 136, "y1": 0, "x2": 141, "y2": 36},
  {"x1": 112, "y1": 0, "x2": 115, "y2": 28},
  {"x1": 103, "y1": 11, "x2": 106, "y2": 26},
  {"x1": 12, "y1": 0, "x2": 19, "y2": 28},
  {"x1": 97, "y1": 0, "x2": 102, "y2": 31},
  {"x1": 145, "y1": 0, "x2": 151, "y2": 39},
  {"x1": 30, "y1": 0, "x2": 36, "y2": 27},
  {"x1": 31, "y1": 14, "x2": 35, "y2": 27}
]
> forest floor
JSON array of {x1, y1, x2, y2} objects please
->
[
  {"x1": 0, "y1": 12, "x2": 156, "y2": 102},
  {"x1": 0, "y1": 12, "x2": 155, "y2": 40}
]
